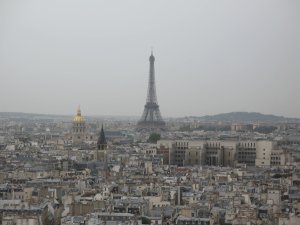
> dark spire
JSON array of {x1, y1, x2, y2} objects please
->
[{"x1": 97, "y1": 124, "x2": 107, "y2": 150}]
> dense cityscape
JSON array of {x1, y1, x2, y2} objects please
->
[
  {"x1": 0, "y1": 52, "x2": 300, "y2": 225},
  {"x1": 1, "y1": 1, "x2": 299, "y2": 225}
]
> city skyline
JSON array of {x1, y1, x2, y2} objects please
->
[
  {"x1": 1, "y1": 1, "x2": 299, "y2": 118},
  {"x1": 1, "y1": 2, "x2": 300, "y2": 225}
]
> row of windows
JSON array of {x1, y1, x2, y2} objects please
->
[
  {"x1": 146, "y1": 151, "x2": 155, "y2": 154},
  {"x1": 176, "y1": 147, "x2": 188, "y2": 150},
  {"x1": 239, "y1": 156, "x2": 255, "y2": 159},
  {"x1": 207, "y1": 142, "x2": 221, "y2": 148},
  {"x1": 175, "y1": 142, "x2": 189, "y2": 147},
  {"x1": 206, "y1": 151, "x2": 218, "y2": 154},
  {"x1": 271, "y1": 157, "x2": 280, "y2": 160},
  {"x1": 238, "y1": 147, "x2": 256, "y2": 151},
  {"x1": 175, "y1": 150, "x2": 186, "y2": 154},
  {"x1": 238, "y1": 152, "x2": 255, "y2": 155},
  {"x1": 74, "y1": 128, "x2": 85, "y2": 132},
  {"x1": 239, "y1": 142, "x2": 256, "y2": 148}
]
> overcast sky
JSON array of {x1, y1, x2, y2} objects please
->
[{"x1": 0, "y1": 0, "x2": 299, "y2": 118}]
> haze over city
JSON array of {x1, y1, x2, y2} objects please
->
[
  {"x1": 2, "y1": 2, "x2": 300, "y2": 225},
  {"x1": 1, "y1": 0, "x2": 299, "y2": 117}
]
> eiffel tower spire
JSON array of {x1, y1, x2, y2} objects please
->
[{"x1": 137, "y1": 51, "x2": 166, "y2": 130}]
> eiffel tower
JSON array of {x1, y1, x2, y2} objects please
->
[{"x1": 137, "y1": 51, "x2": 166, "y2": 130}]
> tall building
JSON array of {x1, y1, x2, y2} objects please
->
[
  {"x1": 72, "y1": 106, "x2": 86, "y2": 144},
  {"x1": 137, "y1": 51, "x2": 166, "y2": 131}
]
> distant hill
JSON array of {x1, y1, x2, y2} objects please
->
[
  {"x1": 1, "y1": 111, "x2": 299, "y2": 123},
  {"x1": 190, "y1": 112, "x2": 299, "y2": 123}
]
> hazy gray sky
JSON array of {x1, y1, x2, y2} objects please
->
[{"x1": 0, "y1": 0, "x2": 299, "y2": 118}]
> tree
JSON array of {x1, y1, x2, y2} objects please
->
[
  {"x1": 254, "y1": 126, "x2": 277, "y2": 134},
  {"x1": 141, "y1": 217, "x2": 151, "y2": 224},
  {"x1": 148, "y1": 133, "x2": 161, "y2": 143}
]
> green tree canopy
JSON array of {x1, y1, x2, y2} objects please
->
[
  {"x1": 148, "y1": 133, "x2": 161, "y2": 143},
  {"x1": 141, "y1": 217, "x2": 151, "y2": 224}
]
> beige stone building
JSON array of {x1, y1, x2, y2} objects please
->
[{"x1": 255, "y1": 140, "x2": 273, "y2": 167}]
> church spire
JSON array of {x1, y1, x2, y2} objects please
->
[{"x1": 97, "y1": 124, "x2": 107, "y2": 150}]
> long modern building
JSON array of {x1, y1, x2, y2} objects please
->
[{"x1": 157, "y1": 140, "x2": 287, "y2": 167}]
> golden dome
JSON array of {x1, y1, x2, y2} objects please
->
[{"x1": 73, "y1": 106, "x2": 85, "y2": 123}]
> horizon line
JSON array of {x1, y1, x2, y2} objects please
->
[{"x1": 0, "y1": 111, "x2": 299, "y2": 120}]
